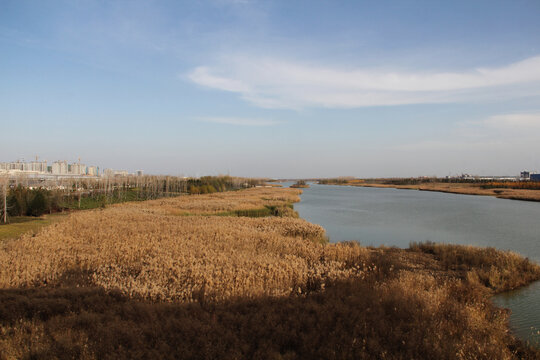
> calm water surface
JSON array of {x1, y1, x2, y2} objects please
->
[{"x1": 293, "y1": 183, "x2": 540, "y2": 347}]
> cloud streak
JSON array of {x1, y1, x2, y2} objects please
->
[
  {"x1": 484, "y1": 112, "x2": 540, "y2": 128},
  {"x1": 188, "y1": 55, "x2": 540, "y2": 109}
]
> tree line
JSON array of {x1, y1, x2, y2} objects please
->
[{"x1": 0, "y1": 175, "x2": 266, "y2": 222}]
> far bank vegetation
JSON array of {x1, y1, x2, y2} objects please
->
[
  {"x1": 290, "y1": 180, "x2": 310, "y2": 188},
  {"x1": 318, "y1": 177, "x2": 540, "y2": 202}
]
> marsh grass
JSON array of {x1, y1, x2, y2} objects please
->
[
  {"x1": 1, "y1": 188, "x2": 539, "y2": 359},
  {"x1": 410, "y1": 241, "x2": 540, "y2": 292},
  {"x1": 1, "y1": 270, "x2": 538, "y2": 359}
]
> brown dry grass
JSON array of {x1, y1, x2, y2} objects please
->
[
  {"x1": 0, "y1": 211, "x2": 363, "y2": 302},
  {"x1": 0, "y1": 187, "x2": 539, "y2": 359},
  {"x1": 131, "y1": 187, "x2": 303, "y2": 215},
  {"x1": 410, "y1": 242, "x2": 540, "y2": 292},
  {"x1": 1, "y1": 188, "x2": 363, "y2": 303},
  {"x1": 336, "y1": 181, "x2": 540, "y2": 201}
]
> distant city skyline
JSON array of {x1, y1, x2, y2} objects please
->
[
  {"x1": 1, "y1": 155, "x2": 537, "y2": 179},
  {"x1": 2, "y1": 1, "x2": 540, "y2": 178},
  {"x1": 0, "y1": 157, "x2": 139, "y2": 177}
]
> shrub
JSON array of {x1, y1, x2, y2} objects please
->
[{"x1": 28, "y1": 190, "x2": 48, "y2": 217}]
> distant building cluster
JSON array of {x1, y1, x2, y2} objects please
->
[
  {"x1": 453, "y1": 173, "x2": 519, "y2": 181},
  {"x1": 520, "y1": 171, "x2": 540, "y2": 181},
  {"x1": 0, "y1": 160, "x2": 48, "y2": 173},
  {"x1": 0, "y1": 159, "x2": 98, "y2": 177},
  {"x1": 103, "y1": 168, "x2": 128, "y2": 177},
  {"x1": 0, "y1": 157, "x2": 144, "y2": 178},
  {"x1": 444, "y1": 170, "x2": 540, "y2": 181}
]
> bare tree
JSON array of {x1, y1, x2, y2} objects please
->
[{"x1": 1, "y1": 176, "x2": 7, "y2": 223}]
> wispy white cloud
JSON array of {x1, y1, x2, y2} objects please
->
[
  {"x1": 198, "y1": 116, "x2": 279, "y2": 126},
  {"x1": 390, "y1": 139, "x2": 508, "y2": 152},
  {"x1": 189, "y1": 67, "x2": 251, "y2": 93},
  {"x1": 188, "y1": 55, "x2": 540, "y2": 109},
  {"x1": 484, "y1": 112, "x2": 540, "y2": 128},
  {"x1": 393, "y1": 112, "x2": 540, "y2": 153}
]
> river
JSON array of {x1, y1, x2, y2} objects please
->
[{"x1": 292, "y1": 183, "x2": 540, "y2": 347}]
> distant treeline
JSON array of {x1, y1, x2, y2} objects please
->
[
  {"x1": 187, "y1": 176, "x2": 261, "y2": 194},
  {"x1": 1, "y1": 176, "x2": 265, "y2": 220},
  {"x1": 319, "y1": 177, "x2": 540, "y2": 186},
  {"x1": 379, "y1": 178, "x2": 507, "y2": 185},
  {"x1": 480, "y1": 181, "x2": 540, "y2": 190},
  {"x1": 290, "y1": 180, "x2": 309, "y2": 188},
  {"x1": 318, "y1": 178, "x2": 350, "y2": 185}
]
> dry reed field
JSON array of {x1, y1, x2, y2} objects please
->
[
  {"x1": 1, "y1": 187, "x2": 540, "y2": 359},
  {"x1": 131, "y1": 187, "x2": 303, "y2": 215},
  {"x1": 1, "y1": 187, "x2": 365, "y2": 302}
]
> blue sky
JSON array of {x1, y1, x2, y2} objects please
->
[{"x1": 2, "y1": 0, "x2": 540, "y2": 178}]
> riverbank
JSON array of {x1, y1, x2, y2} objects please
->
[
  {"x1": 322, "y1": 180, "x2": 540, "y2": 202},
  {"x1": 1, "y1": 187, "x2": 539, "y2": 358}
]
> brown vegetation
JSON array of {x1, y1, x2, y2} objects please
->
[
  {"x1": 410, "y1": 242, "x2": 540, "y2": 292},
  {"x1": 1, "y1": 187, "x2": 539, "y2": 359},
  {"x1": 482, "y1": 181, "x2": 540, "y2": 190},
  {"x1": 322, "y1": 179, "x2": 540, "y2": 202},
  {"x1": 131, "y1": 187, "x2": 303, "y2": 216}
]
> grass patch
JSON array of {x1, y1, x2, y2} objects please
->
[
  {"x1": 171, "y1": 204, "x2": 299, "y2": 218},
  {"x1": 168, "y1": 209, "x2": 273, "y2": 217},
  {"x1": 210, "y1": 205, "x2": 298, "y2": 218},
  {"x1": 0, "y1": 213, "x2": 69, "y2": 242},
  {"x1": 232, "y1": 205, "x2": 299, "y2": 218},
  {"x1": 233, "y1": 207, "x2": 273, "y2": 217}
]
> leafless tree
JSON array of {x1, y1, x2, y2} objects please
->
[{"x1": 1, "y1": 176, "x2": 7, "y2": 223}]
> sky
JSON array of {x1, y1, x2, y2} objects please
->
[{"x1": 1, "y1": 0, "x2": 540, "y2": 178}]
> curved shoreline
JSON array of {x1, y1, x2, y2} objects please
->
[{"x1": 295, "y1": 186, "x2": 540, "y2": 353}]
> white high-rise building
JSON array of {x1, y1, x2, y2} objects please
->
[
  {"x1": 52, "y1": 161, "x2": 68, "y2": 175},
  {"x1": 10, "y1": 161, "x2": 23, "y2": 171},
  {"x1": 115, "y1": 170, "x2": 129, "y2": 176},
  {"x1": 29, "y1": 161, "x2": 47, "y2": 173},
  {"x1": 70, "y1": 163, "x2": 86, "y2": 175}
]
